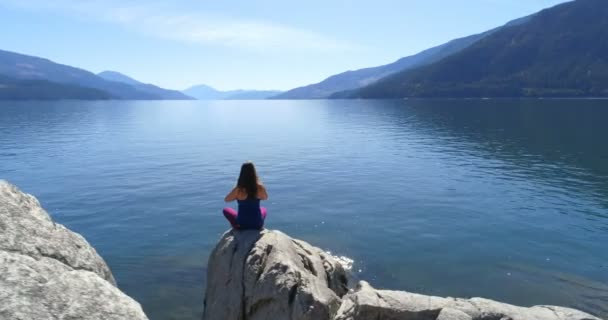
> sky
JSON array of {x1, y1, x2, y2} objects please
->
[{"x1": 0, "y1": 0, "x2": 569, "y2": 91}]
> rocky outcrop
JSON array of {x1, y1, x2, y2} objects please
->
[
  {"x1": 0, "y1": 180, "x2": 148, "y2": 320},
  {"x1": 202, "y1": 229, "x2": 348, "y2": 320},
  {"x1": 203, "y1": 229, "x2": 602, "y2": 320},
  {"x1": 334, "y1": 281, "x2": 600, "y2": 320}
]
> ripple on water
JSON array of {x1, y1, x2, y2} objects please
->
[{"x1": 326, "y1": 251, "x2": 354, "y2": 272}]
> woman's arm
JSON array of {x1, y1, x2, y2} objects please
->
[
  {"x1": 224, "y1": 187, "x2": 239, "y2": 202},
  {"x1": 257, "y1": 184, "x2": 269, "y2": 200}
]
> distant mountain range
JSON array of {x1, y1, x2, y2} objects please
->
[
  {"x1": 0, "y1": 50, "x2": 281, "y2": 100},
  {"x1": 2, "y1": 0, "x2": 604, "y2": 101},
  {"x1": 337, "y1": 0, "x2": 608, "y2": 98},
  {"x1": 183, "y1": 84, "x2": 282, "y2": 100},
  {"x1": 0, "y1": 49, "x2": 194, "y2": 100},
  {"x1": 276, "y1": 0, "x2": 608, "y2": 99},
  {"x1": 0, "y1": 50, "x2": 277, "y2": 101},
  {"x1": 273, "y1": 16, "x2": 531, "y2": 99}
]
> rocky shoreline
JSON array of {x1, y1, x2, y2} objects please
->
[
  {"x1": 202, "y1": 229, "x2": 601, "y2": 320},
  {"x1": 0, "y1": 180, "x2": 602, "y2": 320}
]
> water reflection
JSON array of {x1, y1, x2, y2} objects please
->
[{"x1": 0, "y1": 99, "x2": 606, "y2": 319}]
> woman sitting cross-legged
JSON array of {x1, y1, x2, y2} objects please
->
[{"x1": 223, "y1": 162, "x2": 268, "y2": 230}]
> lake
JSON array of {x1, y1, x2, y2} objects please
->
[{"x1": 0, "y1": 99, "x2": 607, "y2": 319}]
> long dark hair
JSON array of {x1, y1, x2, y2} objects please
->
[{"x1": 237, "y1": 162, "x2": 259, "y2": 198}]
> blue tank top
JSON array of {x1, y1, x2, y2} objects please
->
[{"x1": 236, "y1": 197, "x2": 263, "y2": 229}]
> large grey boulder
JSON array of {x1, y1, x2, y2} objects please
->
[
  {"x1": 202, "y1": 229, "x2": 349, "y2": 320},
  {"x1": 0, "y1": 180, "x2": 148, "y2": 320},
  {"x1": 203, "y1": 229, "x2": 601, "y2": 320},
  {"x1": 0, "y1": 180, "x2": 114, "y2": 283}
]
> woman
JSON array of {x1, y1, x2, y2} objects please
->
[{"x1": 223, "y1": 162, "x2": 268, "y2": 230}]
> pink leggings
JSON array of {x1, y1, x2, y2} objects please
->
[{"x1": 223, "y1": 207, "x2": 267, "y2": 229}]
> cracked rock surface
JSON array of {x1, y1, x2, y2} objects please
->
[
  {"x1": 0, "y1": 180, "x2": 148, "y2": 320},
  {"x1": 202, "y1": 229, "x2": 348, "y2": 320},
  {"x1": 334, "y1": 281, "x2": 601, "y2": 320},
  {"x1": 203, "y1": 229, "x2": 601, "y2": 320}
]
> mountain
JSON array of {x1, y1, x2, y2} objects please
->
[
  {"x1": 273, "y1": 17, "x2": 531, "y2": 100},
  {"x1": 97, "y1": 71, "x2": 141, "y2": 86},
  {"x1": 0, "y1": 74, "x2": 111, "y2": 100},
  {"x1": 182, "y1": 85, "x2": 281, "y2": 100},
  {"x1": 182, "y1": 84, "x2": 226, "y2": 100},
  {"x1": 342, "y1": 0, "x2": 608, "y2": 99},
  {"x1": 224, "y1": 90, "x2": 283, "y2": 100},
  {"x1": 98, "y1": 71, "x2": 193, "y2": 100},
  {"x1": 0, "y1": 49, "x2": 166, "y2": 99}
]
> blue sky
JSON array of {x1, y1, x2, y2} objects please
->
[{"x1": 0, "y1": 0, "x2": 568, "y2": 91}]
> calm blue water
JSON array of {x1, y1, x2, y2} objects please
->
[{"x1": 1, "y1": 99, "x2": 607, "y2": 319}]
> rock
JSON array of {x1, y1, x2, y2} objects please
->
[
  {"x1": 0, "y1": 180, "x2": 148, "y2": 320},
  {"x1": 436, "y1": 308, "x2": 472, "y2": 320},
  {"x1": 334, "y1": 281, "x2": 448, "y2": 320},
  {"x1": 334, "y1": 281, "x2": 602, "y2": 320},
  {"x1": 204, "y1": 229, "x2": 601, "y2": 320},
  {"x1": 0, "y1": 180, "x2": 114, "y2": 283},
  {"x1": 202, "y1": 229, "x2": 348, "y2": 320}
]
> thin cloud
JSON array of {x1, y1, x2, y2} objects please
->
[
  {"x1": 117, "y1": 11, "x2": 356, "y2": 52},
  {"x1": 0, "y1": 0, "x2": 359, "y2": 53}
]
